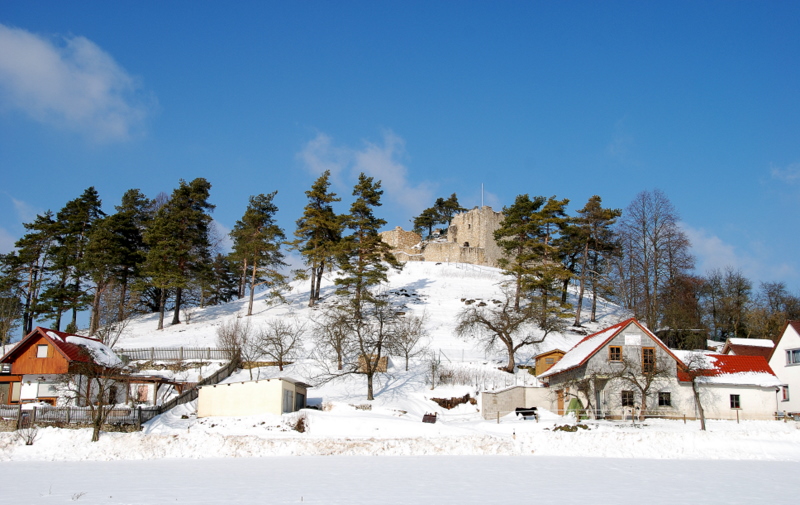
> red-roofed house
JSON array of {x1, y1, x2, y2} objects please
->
[
  {"x1": 769, "y1": 321, "x2": 800, "y2": 417},
  {"x1": 0, "y1": 327, "x2": 170, "y2": 407},
  {"x1": 539, "y1": 318, "x2": 782, "y2": 420},
  {"x1": 721, "y1": 337, "x2": 775, "y2": 360}
]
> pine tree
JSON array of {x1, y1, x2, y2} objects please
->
[
  {"x1": 412, "y1": 193, "x2": 465, "y2": 239},
  {"x1": 336, "y1": 173, "x2": 401, "y2": 316},
  {"x1": 207, "y1": 253, "x2": 239, "y2": 306},
  {"x1": 230, "y1": 192, "x2": 287, "y2": 316},
  {"x1": 573, "y1": 195, "x2": 621, "y2": 326},
  {"x1": 0, "y1": 212, "x2": 57, "y2": 335},
  {"x1": 143, "y1": 178, "x2": 214, "y2": 329},
  {"x1": 291, "y1": 171, "x2": 342, "y2": 307},
  {"x1": 40, "y1": 188, "x2": 105, "y2": 330},
  {"x1": 494, "y1": 194, "x2": 546, "y2": 310}
]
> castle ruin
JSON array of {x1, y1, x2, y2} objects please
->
[{"x1": 380, "y1": 206, "x2": 505, "y2": 268}]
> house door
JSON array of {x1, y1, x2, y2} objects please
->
[{"x1": 557, "y1": 389, "x2": 565, "y2": 415}]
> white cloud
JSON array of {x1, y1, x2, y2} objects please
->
[
  {"x1": 770, "y1": 162, "x2": 800, "y2": 184},
  {"x1": 0, "y1": 227, "x2": 15, "y2": 253},
  {"x1": 681, "y1": 222, "x2": 796, "y2": 282},
  {"x1": 0, "y1": 23, "x2": 153, "y2": 141},
  {"x1": 10, "y1": 196, "x2": 40, "y2": 223},
  {"x1": 297, "y1": 131, "x2": 434, "y2": 214},
  {"x1": 210, "y1": 219, "x2": 233, "y2": 254}
]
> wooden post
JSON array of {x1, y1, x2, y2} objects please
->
[
  {"x1": 66, "y1": 407, "x2": 71, "y2": 424},
  {"x1": 136, "y1": 406, "x2": 142, "y2": 430},
  {"x1": 180, "y1": 347, "x2": 184, "y2": 361},
  {"x1": 736, "y1": 409, "x2": 740, "y2": 424},
  {"x1": 31, "y1": 406, "x2": 37, "y2": 425},
  {"x1": 151, "y1": 347, "x2": 155, "y2": 360},
  {"x1": 497, "y1": 411, "x2": 500, "y2": 424},
  {"x1": 16, "y1": 404, "x2": 22, "y2": 430},
  {"x1": 683, "y1": 414, "x2": 686, "y2": 424}
]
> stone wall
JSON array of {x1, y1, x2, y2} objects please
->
[
  {"x1": 447, "y1": 206, "x2": 505, "y2": 267},
  {"x1": 379, "y1": 207, "x2": 505, "y2": 268}
]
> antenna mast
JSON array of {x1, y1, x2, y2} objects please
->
[{"x1": 481, "y1": 183, "x2": 484, "y2": 207}]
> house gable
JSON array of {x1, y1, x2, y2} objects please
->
[
  {"x1": 540, "y1": 318, "x2": 683, "y2": 381},
  {"x1": 1, "y1": 331, "x2": 72, "y2": 375}
]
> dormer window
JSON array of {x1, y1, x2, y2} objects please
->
[{"x1": 36, "y1": 345, "x2": 48, "y2": 358}]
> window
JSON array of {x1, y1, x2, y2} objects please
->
[
  {"x1": 36, "y1": 345, "x2": 48, "y2": 358},
  {"x1": 730, "y1": 394, "x2": 741, "y2": 409},
  {"x1": 642, "y1": 347, "x2": 655, "y2": 373},
  {"x1": 621, "y1": 390, "x2": 634, "y2": 407},
  {"x1": 658, "y1": 392, "x2": 671, "y2": 407},
  {"x1": 787, "y1": 349, "x2": 800, "y2": 365},
  {"x1": 609, "y1": 346, "x2": 622, "y2": 362},
  {"x1": 545, "y1": 358, "x2": 555, "y2": 364},
  {"x1": 782, "y1": 385, "x2": 790, "y2": 402}
]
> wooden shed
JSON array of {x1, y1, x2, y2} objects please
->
[{"x1": 197, "y1": 377, "x2": 310, "y2": 418}]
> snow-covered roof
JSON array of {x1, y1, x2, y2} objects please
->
[
  {"x1": 725, "y1": 338, "x2": 774, "y2": 348},
  {"x1": 538, "y1": 319, "x2": 634, "y2": 379},
  {"x1": 0, "y1": 327, "x2": 121, "y2": 368},
  {"x1": 674, "y1": 351, "x2": 781, "y2": 387}
]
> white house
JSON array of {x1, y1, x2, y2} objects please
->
[
  {"x1": 197, "y1": 377, "x2": 310, "y2": 418},
  {"x1": 539, "y1": 318, "x2": 782, "y2": 420},
  {"x1": 768, "y1": 320, "x2": 800, "y2": 416}
]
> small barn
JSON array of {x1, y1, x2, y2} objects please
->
[{"x1": 197, "y1": 377, "x2": 310, "y2": 418}]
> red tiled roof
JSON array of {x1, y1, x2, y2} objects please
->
[
  {"x1": 677, "y1": 354, "x2": 778, "y2": 382},
  {"x1": 724, "y1": 344, "x2": 773, "y2": 360}
]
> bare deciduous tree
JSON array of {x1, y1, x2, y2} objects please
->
[
  {"x1": 215, "y1": 316, "x2": 251, "y2": 375},
  {"x1": 679, "y1": 352, "x2": 710, "y2": 431},
  {"x1": 608, "y1": 354, "x2": 674, "y2": 420},
  {"x1": 257, "y1": 318, "x2": 305, "y2": 371},
  {"x1": 58, "y1": 355, "x2": 127, "y2": 442},
  {"x1": 390, "y1": 312, "x2": 428, "y2": 371},
  {"x1": 614, "y1": 189, "x2": 694, "y2": 330},
  {"x1": 312, "y1": 305, "x2": 354, "y2": 371},
  {"x1": 455, "y1": 290, "x2": 547, "y2": 373}
]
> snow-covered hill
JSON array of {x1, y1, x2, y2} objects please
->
[{"x1": 118, "y1": 261, "x2": 628, "y2": 360}]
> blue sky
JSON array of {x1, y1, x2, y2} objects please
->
[{"x1": 1, "y1": 1, "x2": 799, "y2": 290}]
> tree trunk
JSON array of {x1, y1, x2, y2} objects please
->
[
  {"x1": 691, "y1": 380, "x2": 706, "y2": 431},
  {"x1": 308, "y1": 262, "x2": 317, "y2": 307},
  {"x1": 366, "y1": 372, "x2": 374, "y2": 401},
  {"x1": 503, "y1": 339, "x2": 515, "y2": 373},
  {"x1": 89, "y1": 282, "x2": 103, "y2": 335},
  {"x1": 247, "y1": 256, "x2": 258, "y2": 316},
  {"x1": 574, "y1": 243, "x2": 588, "y2": 326},
  {"x1": 171, "y1": 287, "x2": 182, "y2": 325},
  {"x1": 315, "y1": 260, "x2": 324, "y2": 300},
  {"x1": 157, "y1": 289, "x2": 166, "y2": 330},
  {"x1": 238, "y1": 257, "x2": 248, "y2": 299}
]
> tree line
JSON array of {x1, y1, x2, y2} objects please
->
[{"x1": 1, "y1": 177, "x2": 797, "y2": 354}]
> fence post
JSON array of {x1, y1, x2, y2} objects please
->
[
  {"x1": 151, "y1": 347, "x2": 155, "y2": 360},
  {"x1": 180, "y1": 347, "x2": 184, "y2": 361},
  {"x1": 136, "y1": 406, "x2": 142, "y2": 430},
  {"x1": 736, "y1": 409, "x2": 740, "y2": 424},
  {"x1": 67, "y1": 407, "x2": 71, "y2": 424},
  {"x1": 31, "y1": 406, "x2": 37, "y2": 425},
  {"x1": 497, "y1": 411, "x2": 500, "y2": 424},
  {"x1": 16, "y1": 404, "x2": 22, "y2": 430}
]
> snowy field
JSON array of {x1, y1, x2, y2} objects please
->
[{"x1": 2, "y1": 456, "x2": 798, "y2": 504}]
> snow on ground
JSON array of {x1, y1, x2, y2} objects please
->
[
  {"x1": 5, "y1": 262, "x2": 800, "y2": 468},
  {"x1": 115, "y1": 262, "x2": 625, "y2": 364},
  {"x1": 1, "y1": 457, "x2": 799, "y2": 504}
]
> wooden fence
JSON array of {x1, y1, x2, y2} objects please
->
[
  {"x1": 0, "y1": 359, "x2": 240, "y2": 429},
  {"x1": 116, "y1": 347, "x2": 233, "y2": 361}
]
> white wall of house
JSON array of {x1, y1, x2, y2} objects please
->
[
  {"x1": 671, "y1": 382, "x2": 779, "y2": 421},
  {"x1": 769, "y1": 324, "x2": 800, "y2": 415},
  {"x1": 480, "y1": 386, "x2": 552, "y2": 420},
  {"x1": 197, "y1": 378, "x2": 308, "y2": 418}
]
